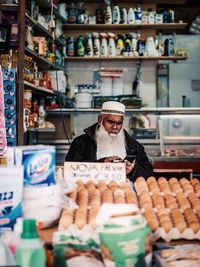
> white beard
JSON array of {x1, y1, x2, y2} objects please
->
[{"x1": 95, "y1": 124, "x2": 126, "y2": 160}]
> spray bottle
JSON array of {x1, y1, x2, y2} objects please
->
[
  {"x1": 93, "y1": 33, "x2": 100, "y2": 57},
  {"x1": 16, "y1": 219, "x2": 46, "y2": 267},
  {"x1": 100, "y1": 33, "x2": 108, "y2": 57},
  {"x1": 86, "y1": 34, "x2": 94, "y2": 57},
  {"x1": 108, "y1": 33, "x2": 116, "y2": 56}
]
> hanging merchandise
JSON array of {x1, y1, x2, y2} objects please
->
[
  {"x1": 132, "y1": 61, "x2": 142, "y2": 96},
  {"x1": 85, "y1": 34, "x2": 94, "y2": 57},
  {"x1": 127, "y1": 7, "x2": 135, "y2": 24},
  {"x1": 3, "y1": 67, "x2": 17, "y2": 147},
  {"x1": 112, "y1": 3, "x2": 120, "y2": 24},
  {"x1": 76, "y1": 35, "x2": 85, "y2": 57},
  {"x1": 121, "y1": 7, "x2": 128, "y2": 24},
  {"x1": 100, "y1": 33, "x2": 108, "y2": 57},
  {"x1": 104, "y1": 0, "x2": 112, "y2": 24},
  {"x1": 107, "y1": 33, "x2": 116, "y2": 57},
  {"x1": 93, "y1": 33, "x2": 100, "y2": 57},
  {"x1": 0, "y1": 66, "x2": 7, "y2": 157}
]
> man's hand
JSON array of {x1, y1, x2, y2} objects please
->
[
  {"x1": 104, "y1": 156, "x2": 122, "y2": 163},
  {"x1": 124, "y1": 159, "x2": 136, "y2": 175}
]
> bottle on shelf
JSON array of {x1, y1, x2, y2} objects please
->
[
  {"x1": 76, "y1": 35, "x2": 85, "y2": 57},
  {"x1": 120, "y1": 7, "x2": 128, "y2": 24},
  {"x1": 116, "y1": 34, "x2": 124, "y2": 56},
  {"x1": 67, "y1": 36, "x2": 75, "y2": 57},
  {"x1": 135, "y1": 4, "x2": 142, "y2": 24},
  {"x1": 16, "y1": 219, "x2": 46, "y2": 267},
  {"x1": 128, "y1": 7, "x2": 135, "y2": 24},
  {"x1": 104, "y1": 1, "x2": 112, "y2": 24},
  {"x1": 100, "y1": 33, "x2": 108, "y2": 57},
  {"x1": 85, "y1": 34, "x2": 94, "y2": 57},
  {"x1": 67, "y1": 2, "x2": 77, "y2": 24},
  {"x1": 108, "y1": 33, "x2": 116, "y2": 57},
  {"x1": 93, "y1": 33, "x2": 100, "y2": 57},
  {"x1": 112, "y1": 3, "x2": 120, "y2": 24}
]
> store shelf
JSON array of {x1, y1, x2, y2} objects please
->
[
  {"x1": 2, "y1": 3, "x2": 18, "y2": 11},
  {"x1": 65, "y1": 56, "x2": 187, "y2": 62},
  {"x1": 63, "y1": 23, "x2": 187, "y2": 31},
  {"x1": 24, "y1": 81, "x2": 57, "y2": 94},
  {"x1": 27, "y1": 127, "x2": 55, "y2": 132},
  {"x1": 25, "y1": 47, "x2": 64, "y2": 71},
  {"x1": 46, "y1": 107, "x2": 200, "y2": 115}
]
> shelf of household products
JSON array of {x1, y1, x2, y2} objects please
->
[
  {"x1": 25, "y1": 13, "x2": 66, "y2": 47},
  {"x1": 46, "y1": 107, "x2": 200, "y2": 115},
  {"x1": 25, "y1": 47, "x2": 64, "y2": 71},
  {"x1": 65, "y1": 56, "x2": 187, "y2": 61},
  {"x1": 63, "y1": 23, "x2": 187, "y2": 31},
  {"x1": 26, "y1": 127, "x2": 55, "y2": 132},
  {"x1": 24, "y1": 81, "x2": 59, "y2": 95},
  {"x1": 1, "y1": 3, "x2": 18, "y2": 11}
]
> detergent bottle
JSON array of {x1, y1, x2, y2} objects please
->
[{"x1": 16, "y1": 219, "x2": 46, "y2": 267}]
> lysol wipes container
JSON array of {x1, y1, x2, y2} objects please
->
[{"x1": 14, "y1": 145, "x2": 56, "y2": 187}]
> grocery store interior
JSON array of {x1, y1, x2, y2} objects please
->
[{"x1": 0, "y1": 0, "x2": 200, "y2": 266}]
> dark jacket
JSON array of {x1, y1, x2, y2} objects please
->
[{"x1": 65, "y1": 123, "x2": 153, "y2": 181}]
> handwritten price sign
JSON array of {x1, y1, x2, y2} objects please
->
[{"x1": 64, "y1": 162, "x2": 126, "y2": 183}]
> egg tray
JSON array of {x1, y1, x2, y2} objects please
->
[{"x1": 134, "y1": 176, "x2": 200, "y2": 242}]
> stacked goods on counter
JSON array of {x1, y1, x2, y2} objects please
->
[{"x1": 135, "y1": 176, "x2": 200, "y2": 242}]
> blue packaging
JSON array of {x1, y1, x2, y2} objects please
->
[
  {"x1": 15, "y1": 145, "x2": 56, "y2": 187},
  {"x1": 0, "y1": 166, "x2": 24, "y2": 231}
]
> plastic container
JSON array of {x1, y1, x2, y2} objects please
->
[
  {"x1": 16, "y1": 219, "x2": 46, "y2": 267},
  {"x1": 75, "y1": 93, "x2": 93, "y2": 108}
]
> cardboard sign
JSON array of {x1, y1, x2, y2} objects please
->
[{"x1": 64, "y1": 162, "x2": 126, "y2": 183}]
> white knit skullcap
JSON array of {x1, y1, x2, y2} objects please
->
[{"x1": 101, "y1": 101, "x2": 125, "y2": 116}]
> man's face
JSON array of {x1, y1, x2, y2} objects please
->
[{"x1": 101, "y1": 114, "x2": 124, "y2": 136}]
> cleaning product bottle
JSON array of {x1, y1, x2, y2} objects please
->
[
  {"x1": 86, "y1": 34, "x2": 94, "y2": 57},
  {"x1": 93, "y1": 33, "x2": 100, "y2": 57},
  {"x1": 112, "y1": 3, "x2": 120, "y2": 24},
  {"x1": 128, "y1": 7, "x2": 135, "y2": 24},
  {"x1": 16, "y1": 219, "x2": 46, "y2": 267},
  {"x1": 76, "y1": 35, "x2": 85, "y2": 57},
  {"x1": 121, "y1": 7, "x2": 128, "y2": 24},
  {"x1": 105, "y1": 1, "x2": 112, "y2": 24},
  {"x1": 116, "y1": 34, "x2": 124, "y2": 56},
  {"x1": 100, "y1": 33, "x2": 108, "y2": 57},
  {"x1": 108, "y1": 33, "x2": 116, "y2": 56},
  {"x1": 135, "y1": 4, "x2": 142, "y2": 24}
]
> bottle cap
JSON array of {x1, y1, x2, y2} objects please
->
[{"x1": 21, "y1": 219, "x2": 39, "y2": 239}]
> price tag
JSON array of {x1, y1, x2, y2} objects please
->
[{"x1": 64, "y1": 162, "x2": 126, "y2": 183}]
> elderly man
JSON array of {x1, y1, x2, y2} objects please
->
[{"x1": 65, "y1": 101, "x2": 153, "y2": 181}]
